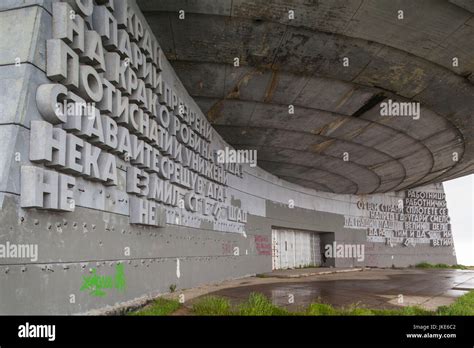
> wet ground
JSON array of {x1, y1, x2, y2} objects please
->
[{"x1": 183, "y1": 268, "x2": 474, "y2": 312}]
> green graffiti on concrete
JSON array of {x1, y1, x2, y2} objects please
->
[{"x1": 80, "y1": 264, "x2": 127, "y2": 297}]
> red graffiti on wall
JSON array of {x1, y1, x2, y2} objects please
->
[
  {"x1": 254, "y1": 235, "x2": 272, "y2": 255},
  {"x1": 222, "y1": 241, "x2": 233, "y2": 255}
]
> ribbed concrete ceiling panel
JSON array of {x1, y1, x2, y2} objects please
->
[{"x1": 139, "y1": 0, "x2": 474, "y2": 194}]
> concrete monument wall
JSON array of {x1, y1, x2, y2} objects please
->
[{"x1": 0, "y1": 0, "x2": 456, "y2": 314}]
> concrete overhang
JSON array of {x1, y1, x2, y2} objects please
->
[{"x1": 138, "y1": 0, "x2": 474, "y2": 194}]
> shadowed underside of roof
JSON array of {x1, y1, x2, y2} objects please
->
[{"x1": 139, "y1": 0, "x2": 474, "y2": 194}]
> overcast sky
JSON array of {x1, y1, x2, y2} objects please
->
[{"x1": 443, "y1": 174, "x2": 474, "y2": 265}]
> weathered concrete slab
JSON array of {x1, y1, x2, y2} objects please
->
[
  {"x1": 173, "y1": 61, "x2": 226, "y2": 98},
  {"x1": 200, "y1": 98, "x2": 257, "y2": 126},
  {"x1": 449, "y1": 0, "x2": 474, "y2": 13},
  {"x1": 0, "y1": 5, "x2": 51, "y2": 70},
  {"x1": 231, "y1": 0, "x2": 363, "y2": 34},
  {"x1": 138, "y1": 0, "x2": 232, "y2": 16},
  {"x1": 345, "y1": 0, "x2": 471, "y2": 61},
  {"x1": 142, "y1": 0, "x2": 473, "y2": 193},
  {"x1": 0, "y1": 64, "x2": 51, "y2": 126},
  {"x1": 0, "y1": 0, "x2": 54, "y2": 13}
]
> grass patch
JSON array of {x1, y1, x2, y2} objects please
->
[
  {"x1": 306, "y1": 302, "x2": 339, "y2": 315},
  {"x1": 415, "y1": 262, "x2": 469, "y2": 270},
  {"x1": 129, "y1": 298, "x2": 181, "y2": 316},
  {"x1": 192, "y1": 295, "x2": 233, "y2": 315},
  {"x1": 306, "y1": 301, "x2": 431, "y2": 316},
  {"x1": 237, "y1": 293, "x2": 290, "y2": 316},
  {"x1": 129, "y1": 287, "x2": 474, "y2": 316},
  {"x1": 370, "y1": 306, "x2": 433, "y2": 316},
  {"x1": 190, "y1": 290, "x2": 474, "y2": 316},
  {"x1": 437, "y1": 290, "x2": 474, "y2": 316},
  {"x1": 191, "y1": 293, "x2": 290, "y2": 316}
]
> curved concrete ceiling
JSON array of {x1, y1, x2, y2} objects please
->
[{"x1": 138, "y1": 0, "x2": 474, "y2": 194}]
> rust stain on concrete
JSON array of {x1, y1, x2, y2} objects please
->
[
  {"x1": 207, "y1": 100, "x2": 225, "y2": 123},
  {"x1": 312, "y1": 118, "x2": 350, "y2": 136},
  {"x1": 311, "y1": 139, "x2": 335, "y2": 154},
  {"x1": 264, "y1": 70, "x2": 279, "y2": 103},
  {"x1": 228, "y1": 68, "x2": 264, "y2": 99},
  {"x1": 334, "y1": 88, "x2": 354, "y2": 112},
  {"x1": 346, "y1": 123, "x2": 373, "y2": 140},
  {"x1": 207, "y1": 68, "x2": 263, "y2": 122}
]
